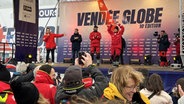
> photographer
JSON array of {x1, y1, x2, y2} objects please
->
[
  {"x1": 55, "y1": 52, "x2": 108, "y2": 104},
  {"x1": 157, "y1": 30, "x2": 170, "y2": 66}
]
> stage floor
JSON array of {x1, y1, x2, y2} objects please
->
[{"x1": 37, "y1": 63, "x2": 183, "y2": 72}]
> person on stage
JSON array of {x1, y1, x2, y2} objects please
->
[
  {"x1": 157, "y1": 30, "x2": 170, "y2": 66},
  {"x1": 107, "y1": 23, "x2": 124, "y2": 66},
  {"x1": 43, "y1": 27, "x2": 65, "y2": 64},
  {"x1": 174, "y1": 33, "x2": 182, "y2": 64},
  {"x1": 89, "y1": 25, "x2": 101, "y2": 66},
  {"x1": 120, "y1": 37, "x2": 126, "y2": 65},
  {"x1": 70, "y1": 28, "x2": 82, "y2": 65}
]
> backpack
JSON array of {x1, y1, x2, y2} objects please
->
[{"x1": 0, "y1": 90, "x2": 12, "y2": 103}]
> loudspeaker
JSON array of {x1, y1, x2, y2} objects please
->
[{"x1": 63, "y1": 58, "x2": 72, "y2": 63}]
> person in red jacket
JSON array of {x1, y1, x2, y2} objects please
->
[
  {"x1": 89, "y1": 25, "x2": 102, "y2": 66},
  {"x1": 0, "y1": 64, "x2": 16, "y2": 104},
  {"x1": 107, "y1": 24, "x2": 124, "y2": 66},
  {"x1": 43, "y1": 27, "x2": 65, "y2": 64},
  {"x1": 33, "y1": 64, "x2": 56, "y2": 104},
  {"x1": 174, "y1": 34, "x2": 182, "y2": 64}
]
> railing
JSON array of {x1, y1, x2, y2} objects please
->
[{"x1": 0, "y1": 42, "x2": 16, "y2": 64}]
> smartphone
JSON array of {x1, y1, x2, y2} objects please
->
[{"x1": 78, "y1": 52, "x2": 86, "y2": 65}]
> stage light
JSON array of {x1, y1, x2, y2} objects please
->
[
  {"x1": 144, "y1": 55, "x2": 152, "y2": 65},
  {"x1": 25, "y1": 54, "x2": 33, "y2": 63},
  {"x1": 28, "y1": 54, "x2": 32, "y2": 59}
]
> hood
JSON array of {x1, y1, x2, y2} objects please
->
[
  {"x1": 104, "y1": 83, "x2": 126, "y2": 103},
  {"x1": 34, "y1": 70, "x2": 54, "y2": 84},
  {"x1": 0, "y1": 81, "x2": 11, "y2": 92}
]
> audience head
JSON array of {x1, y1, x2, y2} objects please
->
[
  {"x1": 145, "y1": 73, "x2": 164, "y2": 95},
  {"x1": 137, "y1": 68, "x2": 149, "y2": 90},
  {"x1": 110, "y1": 66, "x2": 144, "y2": 101},
  {"x1": 26, "y1": 63, "x2": 36, "y2": 73},
  {"x1": 63, "y1": 66, "x2": 84, "y2": 92},
  {"x1": 0, "y1": 64, "x2": 10, "y2": 82},
  {"x1": 10, "y1": 80, "x2": 39, "y2": 104},
  {"x1": 39, "y1": 64, "x2": 56, "y2": 80},
  {"x1": 176, "y1": 77, "x2": 184, "y2": 97},
  {"x1": 16, "y1": 62, "x2": 28, "y2": 73}
]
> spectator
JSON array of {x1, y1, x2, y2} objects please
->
[
  {"x1": 103, "y1": 65, "x2": 150, "y2": 104},
  {"x1": 170, "y1": 78, "x2": 184, "y2": 104},
  {"x1": 178, "y1": 84, "x2": 184, "y2": 104},
  {"x1": 137, "y1": 68, "x2": 149, "y2": 90},
  {"x1": 140, "y1": 73, "x2": 173, "y2": 104},
  {"x1": 10, "y1": 79, "x2": 49, "y2": 104},
  {"x1": 55, "y1": 52, "x2": 108, "y2": 104},
  {"x1": 33, "y1": 64, "x2": 56, "y2": 104},
  {"x1": 0, "y1": 64, "x2": 16, "y2": 104}
]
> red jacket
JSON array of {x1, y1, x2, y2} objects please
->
[
  {"x1": 89, "y1": 31, "x2": 101, "y2": 47},
  {"x1": 43, "y1": 33, "x2": 64, "y2": 49},
  {"x1": 0, "y1": 81, "x2": 16, "y2": 104},
  {"x1": 107, "y1": 25, "x2": 124, "y2": 49},
  {"x1": 33, "y1": 70, "x2": 56, "y2": 104}
]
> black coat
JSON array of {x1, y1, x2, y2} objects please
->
[
  {"x1": 157, "y1": 34, "x2": 170, "y2": 51},
  {"x1": 55, "y1": 65, "x2": 108, "y2": 104},
  {"x1": 70, "y1": 33, "x2": 82, "y2": 51}
]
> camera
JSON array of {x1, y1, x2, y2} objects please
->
[
  {"x1": 78, "y1": 52, "x2": 86, "y2": 65},
  {"x1": 153, "y1": 31, "x2": 159, "y2": 37}
]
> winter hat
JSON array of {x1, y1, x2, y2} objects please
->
[
  {"x1": 63, "y1": 66, "x2": 84, "y2": 90},
  {"x1": 26, "y1": 63, "x2": 37, "y2": 73},
  {"x1": 10, "y1": 80, "x2": 39, "y2": 104},
  {"x1": 0, "y1": 64, "x2": 10, "y2": 82}
]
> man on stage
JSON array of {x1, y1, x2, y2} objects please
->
[
  {"x1": 70, "y1": 28, "x2": 82, "y2": 65},
  {"x1": 157, "y1": 30, "x2": 170, "y2": 66},
  {"x1": 107, "y1": 23, "x2": 124, "y2": 66},
  {"x1": 43, "y1": 27, "x2": 65, "y2": 65},
  {"x1": 89, "y1": 25, "x2": 102, "y2": 66}
]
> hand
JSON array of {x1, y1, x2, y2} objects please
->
[
  {"x1": 74, "y1": 37, "x2": 79, "y2": 40},
  {"x1": 74, "y1": 52, "x2": 92, "y2": 68},
  {"x1": 178, "y1": 85, "x2": 184, "y2": 97}
]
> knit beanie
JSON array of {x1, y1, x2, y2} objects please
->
[
  {"x1": 10, "y1": 80, "x2": 39, "y2": 104},
  {"x1": 63, "y1": 66, "x2": 84, "y2": 89}
]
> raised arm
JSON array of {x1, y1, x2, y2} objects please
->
[
  {"x1": 118, "y1": 24, "x2": 125, "y2": 35},
  {"x1": 52, "y1": 33, "x2": 64, "y2": 38}
]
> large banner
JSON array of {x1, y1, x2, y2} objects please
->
[
  {"x1": 58, "y1": 0, "x2": 179, "y2": 64},
  {"x1": 14, "y1": 0, "x2": 38, "y2": 61}
]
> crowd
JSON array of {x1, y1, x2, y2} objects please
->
[{"x1": 0, "y1": 52, "x2": 184, "y2": 104}]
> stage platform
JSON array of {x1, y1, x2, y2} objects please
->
[{"x1": 38, "y1": 63, "x2": 184, "y2": 93}]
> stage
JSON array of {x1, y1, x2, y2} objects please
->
[{"x1": 38, "y1": 63, "x2": 184, "y2": 93}]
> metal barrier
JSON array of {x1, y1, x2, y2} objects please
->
[{"x1": 0, "y1": 42, "x2": 15, "y2": 64}]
